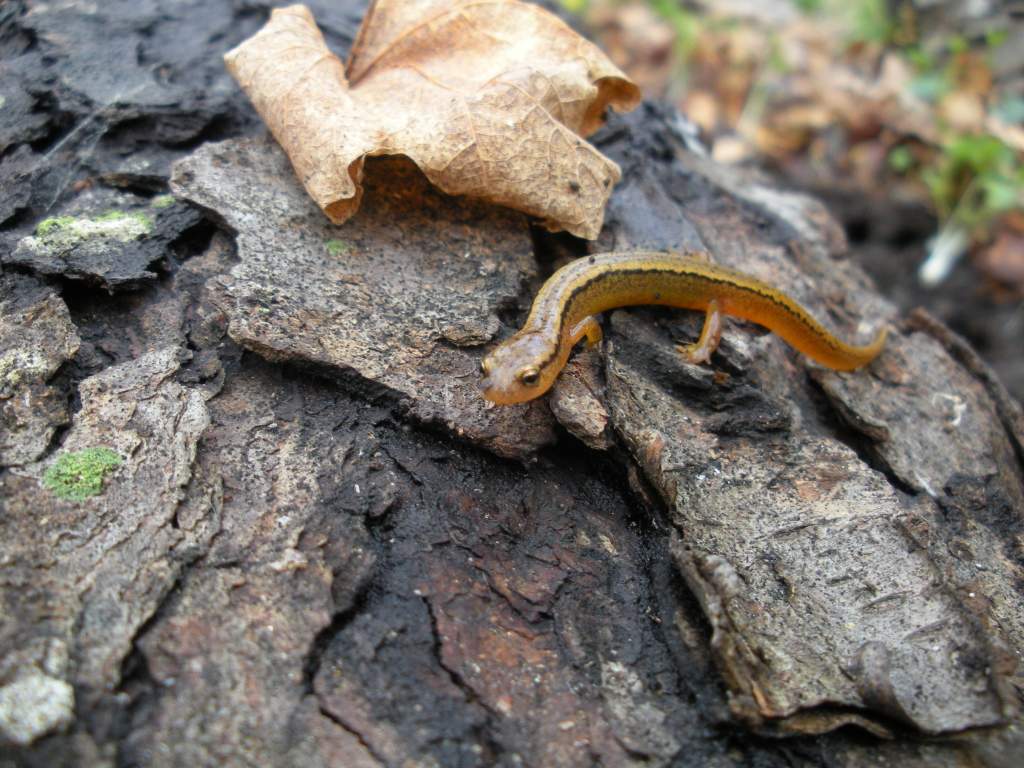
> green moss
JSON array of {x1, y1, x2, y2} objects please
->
[
  {"x1": 325, "y1": 239, "x2": 350, "y2": 257},
  {"x1": 132, "y1": 211, "x2": 154, "y2": 230},
  {"x1": 96, "y1": 209, "x2": 153, "y2": 229},
  {"x1": 35, "y1": 216, "x2": 77, "y2": 236},
  {"x1": 151, "y1": 194, "x2": 175, "y2": 209},
  {"x1": 30, "y1": 210, "x2": 154, "y2": 251},
  {"x1": 42, "y1": 447, "x2": 122, "y2": 502},
  {"x1": 557, "y1": 0, "x2": 588, "y2": 12}
]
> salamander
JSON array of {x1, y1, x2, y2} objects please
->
[{"x1": 479, "y1": 250, "x2": 887, "y2": 405}]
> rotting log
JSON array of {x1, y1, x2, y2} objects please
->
[{"x1": 2, "y1": 1, "x2": 1023, "y2": 766}]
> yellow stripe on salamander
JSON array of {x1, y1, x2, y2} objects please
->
[{"x1": 479, "y1": 251, "x2": 887, "y2": 405}]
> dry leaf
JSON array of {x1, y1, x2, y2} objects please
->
[
  {"x1": 225, "y1": 2, "x2": 640, "y2": 239},
  {"x1": 939, "y1": 90, "x2": 986, "y2": 134}
]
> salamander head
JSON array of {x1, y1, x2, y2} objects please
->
[{"x1": 479, "y1": 332, "x2": 561, "y2": 405}]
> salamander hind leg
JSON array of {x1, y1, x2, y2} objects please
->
[
  {"x1": 570, "y1": 316, "x2": 603, "y2": 347},
  {"x1": 676, "y1": 300, "x2": 722, "y2": 365}
]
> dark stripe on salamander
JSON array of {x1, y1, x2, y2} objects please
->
[{"x1": 534, "y1": 264, "x2": 843, "y2": 374}]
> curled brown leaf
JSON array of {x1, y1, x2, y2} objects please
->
[{"x1": 225, "y1": 1, "x2": 640, "y2": 239}]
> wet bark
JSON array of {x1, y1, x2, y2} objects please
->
[{"x1": 2, "y1": 2, "x2": 1023, "y2": 767}]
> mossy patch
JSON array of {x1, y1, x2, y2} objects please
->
[
  {"x1": 151, "y1": 194, "x2": 176, "y2": 209},
  {"x1": 95, "y1": 209, "x2": 153, "y2": 229},
  {"x1": 42, "y1": 447, "x2": 122, "y2": 502},
  {"x1": 35, "y1": 216, "x2": 77, "y2": 237},
  {"x1": 31, "y1": 210, "x2": 153, "y2": 250},
  {"x1": 325, "y1": 239, "x2": 350, "y2": 257}
]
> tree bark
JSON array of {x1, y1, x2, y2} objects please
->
[{"x1": 2, "y1": 1, "x2": 1022, "y2": 766}]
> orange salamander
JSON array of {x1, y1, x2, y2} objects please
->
[{"x1": 479, "y1": 250, "x2": 887, "y2": 405}]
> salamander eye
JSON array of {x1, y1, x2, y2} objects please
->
[
  {"x1": 480, "y1": 358, "x2": 491, "y2": 375},
  {"x1": 517, "y1": 366, "x2": 540, "y2": 386}
]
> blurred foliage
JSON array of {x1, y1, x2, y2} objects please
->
[
  {"x1": 921, "y1": 135, "x2": 1024, "y2": 235},
  {"x1": 647, "y1": 0, "x2": 701, "y2": 56},
  {"x1": 789, "y1": 0, "x2": 1020, "y2": 240},
  {"x1": 559, "y1": 0, "x2": 1023, "y2": 250}
]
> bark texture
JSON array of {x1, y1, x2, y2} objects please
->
[{"x1": 1, "y1": 1, "x2": 1023, "y2": 767}]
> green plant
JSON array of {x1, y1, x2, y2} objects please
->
[
  {"x1": 865, "y1": 9, "x2": 1022, "y2": 237},
  {"x1": 558, "y1": 0, "x2": 590, "y2": 14},
  {"x1": 649, "y1": 0, "x2": 702, "y2": 57},
  {"x1": 923, "y1": 134, "x2": 1024, "y2": 234},
  {"x1": 43, "y1": 447, "x2": 122, "y2": 502},
  {"x1": 793, "y1": 0, "x2": 825, "y2": 12},
  {"x1": 887, "y1": 145, "x2": 915, "y2": 173},
  {"x1": 850, "y1": 0, "x2": 895, "y2": 44},
  {"x1": 325, "y1": 239, "x2": 350, "y2": 256}
]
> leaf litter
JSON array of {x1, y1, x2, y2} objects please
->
[{"x1": 225, "y1": 1, "x2": 640, "y2": 239}]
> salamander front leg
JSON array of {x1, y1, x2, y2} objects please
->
[
  {"x1": 676, "y1": 300, "x2": 722, "y2": 365},
  {"x1": 569, "y1": 316, "x2": 603, "y2": 347}
]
